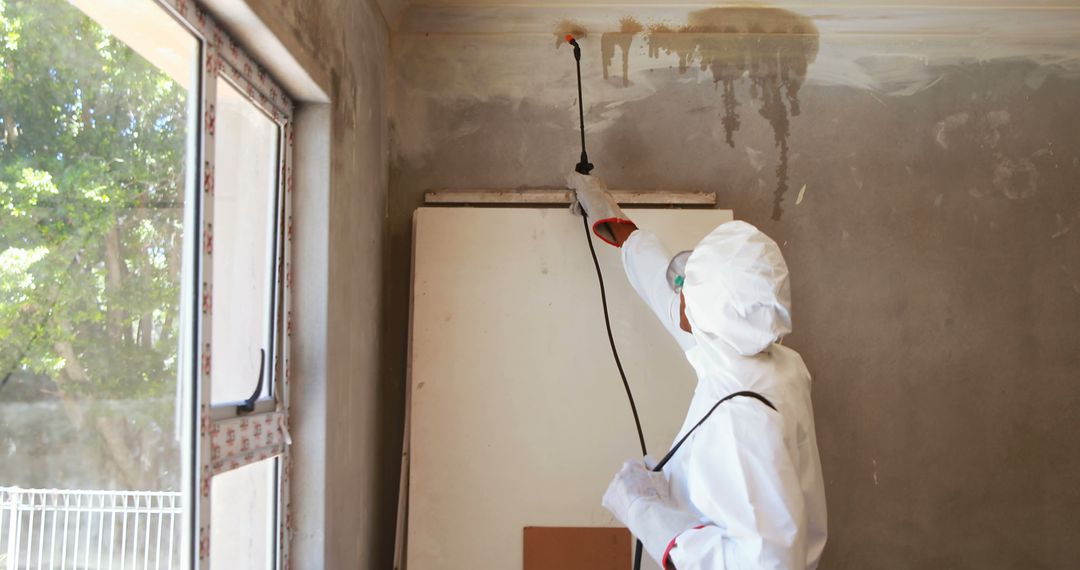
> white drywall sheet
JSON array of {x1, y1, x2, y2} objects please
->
[{"x1": 407, "y1": 207, "x2": 734, "y2": 570}]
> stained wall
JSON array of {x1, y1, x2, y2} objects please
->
[{"x1": 387, "y1": 4, "x2": 1080, "y2": 567}]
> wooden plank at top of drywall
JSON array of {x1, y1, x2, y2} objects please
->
[{"x1": 425, "y1": 189, "x2": 716, "y2": 207}]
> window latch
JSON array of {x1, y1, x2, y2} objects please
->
[{"x1": 237, "y1": 348, "x2": 265, "y2": 413}]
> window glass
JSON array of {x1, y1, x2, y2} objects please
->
[
  {"x1": 209, "y1": 77, "x2": 280, "y2": 406},
  {"x1": 0, "y1": 0, "x2": 195, "y2": 565},
  {"x1": 209, "y1": 458, "x2": 277, "y2": 570}
]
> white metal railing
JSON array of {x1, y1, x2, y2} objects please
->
[{"x1": 0, "y1": 488, "x2": 181, "y2": 570}]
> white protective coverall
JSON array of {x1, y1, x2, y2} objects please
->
[{"x1": 618, "y1": 221, "x2": 827, "y2": 570}]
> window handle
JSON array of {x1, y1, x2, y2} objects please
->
[{"x1": 237, "y1": 348, "x2": 265, "y2": 413}]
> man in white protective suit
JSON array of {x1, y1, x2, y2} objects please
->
[{"x1": 568, "y1": 172, "x2": 827, "y2": 570}]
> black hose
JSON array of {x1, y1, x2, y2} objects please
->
[
  {"x1": 581, "y1": 216, "x2": 648, "y2": 457},
  {"x1": 569, "y1": 36, "x2": 644, "y2": 569},
  {"x1": 581, "y1": 216, "x2": 649, "y2": 570},
  {"x1": 575, "y1": 52, "x2": 589, "y2": 172}
]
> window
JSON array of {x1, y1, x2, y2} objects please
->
[
  {"x1": 0, "y1": 1, "x2": 295, "y2": 569},
  {"x1": 209, "y1": 457, "x2": 278, "y2": 568},
  {"x1": 209, "y1": 76, "x2": 281, "y2": 409}
]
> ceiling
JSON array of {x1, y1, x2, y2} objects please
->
[{"x1": 377, "y1": 0, "x2": 1080, "y2": 34}]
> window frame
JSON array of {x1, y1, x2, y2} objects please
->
[
  {"x1": 204, "y1": 70, "x2": 284, "y2": 419},
  {"x1": 152, "y1": 1, "x2": 297, "y2": 569}
]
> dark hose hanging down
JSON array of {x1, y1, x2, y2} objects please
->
[
  {"x1": 581, "y1": 215, "x2": 648, "y2": 457},
  {"x1": 564, "y1": 33, "x2": 648, "y2": 570}
]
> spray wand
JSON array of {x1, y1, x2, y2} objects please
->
[
  {"x1": 566, "y1": 35, "x2": 594, "y2": 176},
  {"x1": 565, "y1": 34, "x2": 648, "y2": 570}
]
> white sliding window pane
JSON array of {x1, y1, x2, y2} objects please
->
[
  {"x1": 210, "y1": 78, "x2": 280, "y2": 406},
  {"x1": 209, "y1": 458, "x2": 276, "y2": 569}
]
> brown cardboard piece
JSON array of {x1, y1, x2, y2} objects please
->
[{"x1": 523, "y1": 526, "x2": 632, "y2": 570}]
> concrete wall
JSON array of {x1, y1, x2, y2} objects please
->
[
  {"x1": 227, "y1": 0, "x2": 391, "y2": 567},
  {"x1": 387, "y1": 5, "x2": 1080, "y2": 568}
]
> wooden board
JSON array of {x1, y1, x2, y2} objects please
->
[
  {"x1": 523, "y1": 527, "x2": 631, "y2": 570},
  {"x1": 425, "y1": 189, "x2": 716, "y2": 207},
  {"x1": 406, "y1": 208, "x2": 733, "y2": 570}
]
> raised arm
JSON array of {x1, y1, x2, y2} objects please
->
[
  {"x1": 566, "y1": 171, "x2": 636, "y2": 247},
  {"x1": 567, "y1": 171, "x2": 693, "y2": 349},
  {"x1": 620, "y1": 230, "x2": 694, "y2": 350}
]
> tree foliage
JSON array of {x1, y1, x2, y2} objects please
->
[{"x1": 0, "y1": 0, "x2": 188, "y2": 402}]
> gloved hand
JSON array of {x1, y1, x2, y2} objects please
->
[
  {"x1": 602, "y1": 460, "x2": 667, "y2": 521},
  {"x1": 567, "y1": 172, "x2": 632, "y2": 246},
  {"x1": 602, "y1": 460, "x2": 700, "y2": 565}
]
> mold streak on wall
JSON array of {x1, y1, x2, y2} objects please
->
[
  {"x1": 635, "y1": 7, "x2": 821, "y2": 219},
  {"x1": 388, "y1": 3, "x2": 1080, "y2": 567}
]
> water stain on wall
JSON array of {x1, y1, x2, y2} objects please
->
[
  {"x1": 599, "y1": 7, "x2": 819, "y2": 220},
  {"x1": 554, "y1": 19, "x2": 588, "y2": 49},
  {"x1": 601, "y1": 17, "x2": 644, "y2": 87}
]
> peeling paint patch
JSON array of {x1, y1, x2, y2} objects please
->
[
  {"x1": 933, "y1": 111, "x2": 970, "y2": 149},
  {"x1": 745, "y1": 147, "x2": 766, "y2": 172},
  {"x1": 796, "y1": 184, "x2": 807, "y2": 205},
  {"x1": 992, "y1": 156, "x2": 1038, "y2": 199},
  {"x1": 1051, "y1": 214, "x2": 1072, "y2": 239},
  {"x1": 850, "y1": 164, "x2": 864, "y2": 190}
]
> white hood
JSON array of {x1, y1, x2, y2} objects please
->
[{"x1": 682, "y1": 221, "x2": 792, "y2": 356}]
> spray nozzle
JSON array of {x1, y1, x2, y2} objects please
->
[{"x1": 566, "y1": 35, "x2": 582, "y2": 61}]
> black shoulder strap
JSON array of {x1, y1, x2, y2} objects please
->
[{"x1": 652, "y1": 391, "x2": 776, "y2": 473}]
